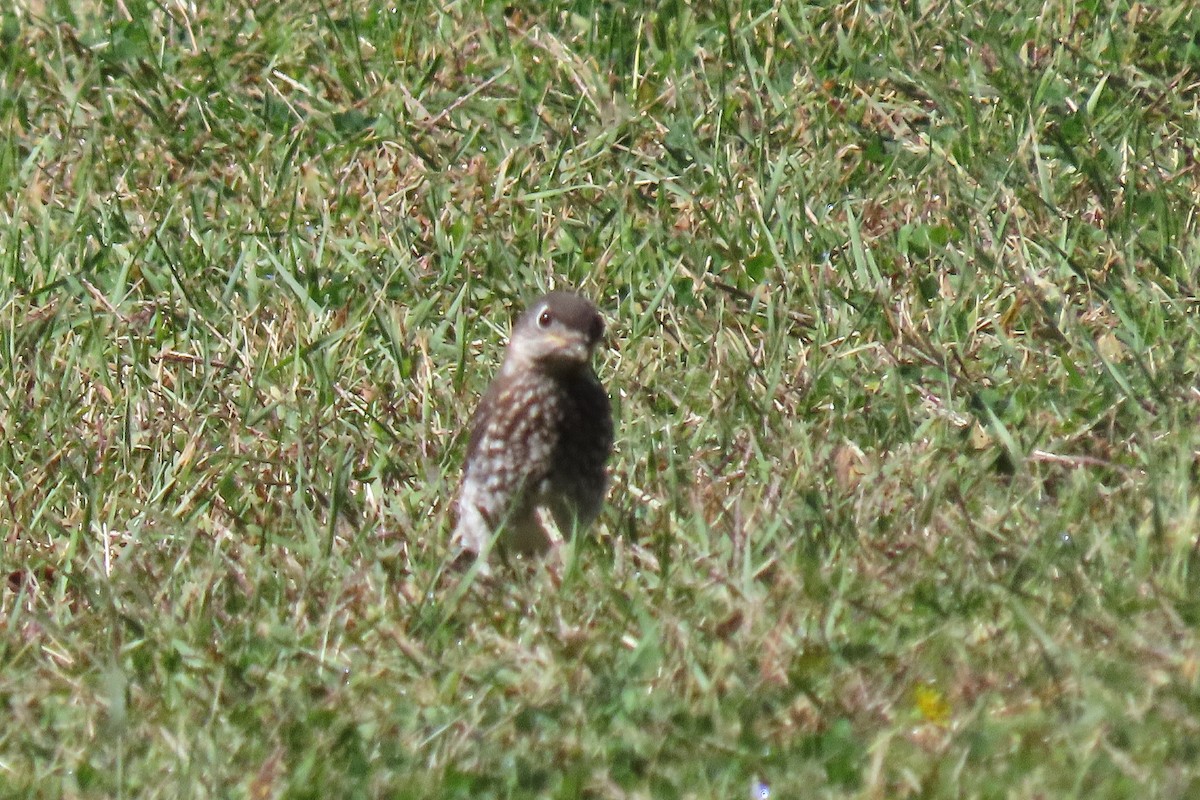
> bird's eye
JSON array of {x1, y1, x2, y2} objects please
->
[{"x1": 537, "y1": 308, "x2": 553, "y2": 328}]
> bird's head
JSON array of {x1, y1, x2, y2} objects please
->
[{"x1": 503, "y1": 291, "x2": 605, "y2": 376}]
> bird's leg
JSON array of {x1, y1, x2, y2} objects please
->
[{"x1": 535, "y1": 505, "x2": 566, "y2": 548}]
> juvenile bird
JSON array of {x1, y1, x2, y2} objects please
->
[{"x1": 452, "y1": 291, "x2": 613, "y2": 563}]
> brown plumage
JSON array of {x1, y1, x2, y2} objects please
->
[{"x1": 453, "y1": 292, "x2": 613, "y2": 562}]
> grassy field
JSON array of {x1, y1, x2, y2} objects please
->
[{"x1": 3, "y1": 0, "x2": 1200, "y2": 797}]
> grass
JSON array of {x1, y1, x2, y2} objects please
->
[{"x1": 2, "y1": 0, "x2": 1200, "y2": 797}]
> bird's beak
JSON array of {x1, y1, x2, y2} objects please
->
[{"x1": 545, "y1": 332, "x2": 592, "y2": 362}]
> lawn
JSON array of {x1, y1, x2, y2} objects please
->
[{"x1": 3, "y1": 0, "x2": 1200, "y2": 797}]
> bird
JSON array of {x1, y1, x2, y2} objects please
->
[{"x1": 452, "y1": 291, "x2": 613, "y2": 565}]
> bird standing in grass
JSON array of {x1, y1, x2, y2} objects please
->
[{"x1": 453, "y1": 291, "x2": 613, "y2": 564}]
